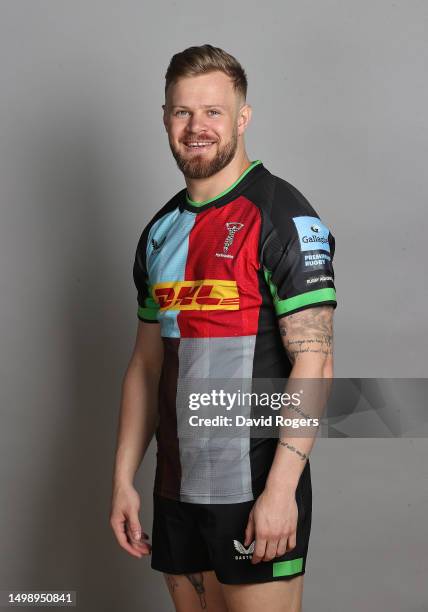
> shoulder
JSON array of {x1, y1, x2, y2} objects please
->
[
  {"x1": 257, "y1": 170, "x2": 335, "y2": 258},
  {"x1": 254, "y1": 170, "x2": 323, "y2": 241},
  {"x1": 249, "y1": 167, "x2": 321, "y2": 221},
  {"x1": 135, "y1": 188, "x2": 185, "y2": 252},
  {"x1": 269, "y1": 172, "x2": 320, "y2": 220}
]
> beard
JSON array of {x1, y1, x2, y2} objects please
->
[{"x1": 169, "y1": 124, "x2": 239, "y2": 179}]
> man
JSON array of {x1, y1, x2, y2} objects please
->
[{"x1": 110, "y1": 44, "x2": 336, "y2": 612}]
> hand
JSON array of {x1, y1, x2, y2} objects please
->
[
  {"x1": 244, "y1": 487, "x2": 298, "y2": 564},
  {"x1": 110, "y1": 482, "x2": 152, "y2": 559}
]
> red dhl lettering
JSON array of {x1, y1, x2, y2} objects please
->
[{"x1": 152, "y1": 280, "x2": 239, "y2": 311}]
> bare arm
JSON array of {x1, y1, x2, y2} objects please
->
[
  {"x1": 110, "y1": 320, "x2": 163, "y2": 558},
  {"x1": 264, "y1": 305, "x2": 334, "y2": 491},
  {"x1": 245, "y1": 305, "x2": 334, "y2": 563},
  {"x1": 112, "y1": 320, "x2": 163, "y2": 486}
]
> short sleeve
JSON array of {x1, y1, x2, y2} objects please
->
[
  {"x1": 261, "y1": 182, "x2": 337, "y2": 318},
  {"x1": 132, "y1": 228, "x2": 160, "y2": 323}
]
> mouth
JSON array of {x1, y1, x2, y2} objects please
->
[{"x1": 183, "y1": 140, "x2": 217, "y2": 152}]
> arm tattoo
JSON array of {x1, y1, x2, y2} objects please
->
[
  {"x1": 279, "y1": 306, "x2": 333, "y2": 364},
  {"x1": 278, "y1": 439, "x2": 308, "y2": 461},
  {"x1": 186, "y1": 573, "x2": 207, "y2": 609}
]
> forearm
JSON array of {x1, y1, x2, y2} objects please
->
[
  {"x1": 112, "y1": 358, "x2": 161, "y2": 487},
  {"x1": 265, "y1": 358, "x2": 332, "y2": 494}
]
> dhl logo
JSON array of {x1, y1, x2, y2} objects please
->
[{"x1": 152, "y1": 280, "x2": 239, "y2": 311}]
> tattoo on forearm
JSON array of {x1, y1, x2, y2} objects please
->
[
  {"x1": 285, "y1": 401, "x2": 312, "y2": 420},
  {"x1": 278, "y1": 306, "x2": 334, "y2": 364},
  {"x1": 287, "y1": 337, "x2": 333, "y2": 360},
  {"x1": 186, "y1": 573, "x2": 207, "y2": 609},
  {"x1": 278, "y1": 439, "x2": 308, "y2": 461}
]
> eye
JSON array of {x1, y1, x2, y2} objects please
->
[
  {"x1": 208, "y1": 109, "x2": 220, "y2": 116},
  {"x1": 175, "y1": 110, "x2": 189, "y2": 117}
]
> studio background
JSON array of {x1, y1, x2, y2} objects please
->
[{"x1": 0, "y1": 1, "x2": 427, "y2": 610}]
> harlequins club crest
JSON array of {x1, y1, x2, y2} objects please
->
[
  {"x1": 224, "y1": 222, "x2": 244, "y2": 253},
  {"x1": 216, "y1": 222, "x2": 244, "y2": 259}
]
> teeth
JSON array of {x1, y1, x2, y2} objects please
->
[{"x1": 186, "y1": 142, "x2": 214, "y2": 147}]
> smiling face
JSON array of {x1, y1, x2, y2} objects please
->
[{"x1": 163, "y1": 71, "x2": 249, "y2": 179}]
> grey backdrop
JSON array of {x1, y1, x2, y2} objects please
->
[{"x1": 0, "y1": 1, "x2": 427, "y2": 610}]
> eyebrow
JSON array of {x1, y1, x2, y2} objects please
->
[{"x1": 171, "y1": 104, "x2": 227, "y2": 110}]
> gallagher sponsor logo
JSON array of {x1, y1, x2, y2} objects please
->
[
  {"x1": 302, "y1": 234, "x2": 329, "y2": 245},
  {"x1": 152, "y1": 280, "x2": 239, "y2": 311},
  {"x1": 292, "y1": 216, "x2": 331, "y2": 253}
]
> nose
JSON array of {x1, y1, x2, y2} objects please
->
[{"x1": 186, "y1": 110, "x2": 208, "y2": 134}]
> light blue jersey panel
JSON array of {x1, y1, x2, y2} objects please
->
[{"x1": 146, "y1": 209, "x2": 196, "y2": 338}]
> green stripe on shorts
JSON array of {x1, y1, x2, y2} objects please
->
[{"x1": 272, "y1": 557, "x2": 303, "y2": 577}]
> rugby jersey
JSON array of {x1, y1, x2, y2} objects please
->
[{"x1": 133, "y1": 160, "x2": 337, "y2": 503}]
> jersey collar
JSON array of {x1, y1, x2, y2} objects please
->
[{"x1": 179, "y1": 160, "x2": 266, "y2": 213}]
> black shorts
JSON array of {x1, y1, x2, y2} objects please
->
[{"x1": 151, "y1": 461, "x2": 312, "y2": 585}]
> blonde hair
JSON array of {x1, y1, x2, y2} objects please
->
[{"x1": 165, "y1": 44, "x2": 247, "y2": 104}]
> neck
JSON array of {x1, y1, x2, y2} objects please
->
[{"x1": 185, "y1": 153, "x2": 252, "y2": 204}]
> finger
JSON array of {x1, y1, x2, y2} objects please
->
[
  {"x1": 276, "y1": 536, "x2": 288, "y2": 557},
  {"x1": 127, "y1": 527, "x2": 150, "y2": 543},
  {"x1": 244, "y1": 512, "x2": 255, "y2": 547},
  {"x1": 111, "y1": 519, "x2": 146, "y2": 558},
  {"x1": 126, "y1": 517, "x2": 143, "y2": 543},
  {"x1": 131, "y1": 539, "x2": 152, "y2": 555},
  {"x1": 251, "y1": 536, "x2": 267, "y2": 564},
  {"x1": 126, "y1": 521, "x2": 152, "y2": 554},
  {"x1": 127, "y1": 530, "x2": 152, "y2": 553},
  {"x1": 263, "y1": 538, "x2": 278, "y2": 562},
  {"x1": 286, "y1": 531, "x2": 297, "y2": 551}
]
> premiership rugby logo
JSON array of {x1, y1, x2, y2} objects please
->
[
  {"x1": 233, "y1": 539, "x2": 255, "y2": 560},
  {"x1": 216, "y1": 222, "x2": 244, "y2": 259},
  {"x1": 152, "y1": 280, "x2": 239, "y2": 311}
]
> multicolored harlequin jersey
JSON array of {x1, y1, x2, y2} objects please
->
[{"x1": 133, "y1": 160, "x2": 337, "y2": 504}]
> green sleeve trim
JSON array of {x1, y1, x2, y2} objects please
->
[
  {"x1": 137, "y1": 291, "x2": 159, "y2": 321},
  {"x1": 186, "y1": 160, "x2": 262, "y2": 206},
  {"x1": 263, "y1": 267, "x2": 277, "y2": 301},
  {"x1": 137, "y1": 305, "x2": 158, "y2": 321},
  {"x1": 263, "y1": 268, "x2": 336, "y2": 314},
  {"x1": 273, "y1": 557, "x2": 303, "y2": 577},
  {"x1": 275, "y1": 288, "x2": 337, "y2": 315}
]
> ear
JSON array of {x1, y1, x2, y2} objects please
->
[
  {"x1": 237, "y1": 103, "x2": 252, "y2": 136},
  {"x1": 162, "y1": 104, "x2": 168, "y2": 131}
]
